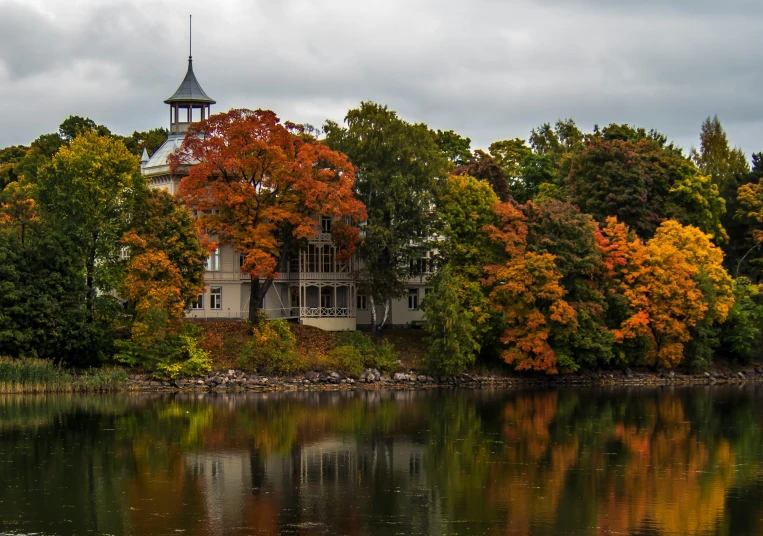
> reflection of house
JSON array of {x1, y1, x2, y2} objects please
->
[
  {"x1": 182, "y1": 437, "x2": 430, "y2": 529},
  {"x1": 141, "y1": 52, "x2": 431, "y2": 330}
]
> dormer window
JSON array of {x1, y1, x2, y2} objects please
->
[{"x1": 321, "y1": 216, "x2": 332, "y2": 233}]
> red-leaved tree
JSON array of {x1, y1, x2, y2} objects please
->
[{"x1": 170, "y1": 109, "x2": 366, "y2": 323}]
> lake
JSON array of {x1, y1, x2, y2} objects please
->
[{"x1": 0, "y1": 386, "x2": 761, "y2": 535}]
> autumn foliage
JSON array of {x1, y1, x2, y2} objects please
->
[
  {"x1": 483, "y1": 197, "x2": 735, "y2": 373},
  {"x1": 484, "y1": 202, "x2": 577, "y2": 374},
  {"x1": 170, "y1": 109, "x2": 366, "y2": 320}
]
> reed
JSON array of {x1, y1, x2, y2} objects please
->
[{"x1": 0, "y1": 357, "x2": 129, "y2": 393}]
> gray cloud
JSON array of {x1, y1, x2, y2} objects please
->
[{"x1": 1, "y1": 0, "x2": 762, "y2": 159}]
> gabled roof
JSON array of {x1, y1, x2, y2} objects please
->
[{"x1": 164, "y1": 57, "x2": 216, "y2": 105}]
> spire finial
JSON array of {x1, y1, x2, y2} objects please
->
[{"x1": 189, "y1": 14, "x2": 192, "y2": 59}]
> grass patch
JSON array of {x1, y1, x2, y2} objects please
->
[{"x1": 0, "y1": 357, "x2": 129, "y2": 394}]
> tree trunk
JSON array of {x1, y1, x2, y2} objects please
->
[
  {"x1": 85, "y1": 233, "x2": 98, "y2": 323},
  {"x1": 85, "y1": 255, "x2": 95, "y2": 323},
  {"x1": 380, "y1": 300, "x2": 390, "y2": 333},
  {"x1": 369, "y1": 297, "x2": 391, "y2": 337},
  {"x1": 248, "y1": 227, "x2": 292, "y2": 329},
  {"x1": 369, "y1": 295, "x2": 378, "y2": 336},
  {"x1": 249, "y1": 278, "x2": 273, "y2": 327}
]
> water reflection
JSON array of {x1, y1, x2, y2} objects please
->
[{"x1": 0, "y1": 387, "x2": 761, "y2": 535}]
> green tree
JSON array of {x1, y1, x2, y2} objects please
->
[
  {"x1": 324, "y1": 102, "x2": 446, "y2": 334},
  {"x1": 435, "y1": 129, "x2": 472, "y2": 167},
  {"x1": 14, "y1": 133, "x2": 65, "y2": 182},
  {"x1": 58, "y1": 115, "x2": 112, "y2": 142},
  {"x1": 435, "y1": 174, "x2": 500, "y2": 276},
  {"x1": 691, "y1": 115, "x2": 749, "y2": 199},
  {"x1": 529, "y1": 118, "x2": 584, "y2": 177},
  {"x1": 36, "y1": 131, "x2": 143, "y2": 321},
  {"x1": 121, "y1": 127, "x2": 170, "y2": 157},
  {"x1": 719, "y1": 277, "x2": 763, "y2": 363},
  {"x1": 488, "y1": 138, "x2": 556, "y2": 203},
  {"x1": 423, "y1": 174, "x2": 500, "y2": 373},
  {"x1": 0, "y1": 195, "x2": 94, "y2": 365},
  {"x1": 422, "y1": 265, "x2": 488, "y2": 374},
  {"x1": 566, "y1": 137, "x2": 726, "y2": 241}
]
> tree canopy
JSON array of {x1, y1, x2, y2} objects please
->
[{"x1": 324, "y1": 102, "x2": 446, "y2": 334}]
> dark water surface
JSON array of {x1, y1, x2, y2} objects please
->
[{"x1": 0, "y1": 386, "x2": 762, "y2": 536}]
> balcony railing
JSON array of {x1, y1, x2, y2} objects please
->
[
  {"x1": 187, "y1": 306, "x2": 355, "y2": 320},
  {"x1": 300, "y1": 306, "x2": 354, "y2": 318}
]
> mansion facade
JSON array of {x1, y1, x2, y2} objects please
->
[{"x1": 141, "y1": 54, "x2": 429, "y2": 331}]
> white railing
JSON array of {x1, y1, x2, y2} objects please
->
[
  {"x1": 187, "y1": 307, "x2": 355, "y2": 320},
  {"x1": 309, "y1": 233, "x2": 333, "y2": 243},
  {"x1": 300, "y1": 306, "x2": 354, "y2": 318},
  {"x1": 219, "y1": 271, "x2": 352, "y2": 282},
  {"x1": 187, "y1": 310, "x2": 249, "y2": 320},
  {"x1": 297, "y1": 272, "x2": 353, "y2": 281}
]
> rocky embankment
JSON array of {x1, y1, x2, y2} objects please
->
[{"x1": 128, "y1": 365, "x2": 763, "y2": 392}]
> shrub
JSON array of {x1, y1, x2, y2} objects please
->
[
  {"x1": 115, "y1": 323, "x2": 212, "y2": 379},
  {"x1": 720, "y1": 277, "x2": 763, "y2": 363},
  {"x1": 237, "y1": 318, "x2": 306, "y2": 375},
  {"x1": 374, "y1": 339, "x2": 397, "y2": 372},
  {"x1": 154, "y1": 336, "x2": 213, "y2": 380},
  {"x1": 327, "y1": 331, "x2": 397, "y2": 374},
  {"x1": 326, "y1": 345, "x2": 365, "y2": 376}
]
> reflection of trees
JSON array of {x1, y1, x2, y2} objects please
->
[{"x1": 0, "y1": 388, "x2": 762, "y2": 535}]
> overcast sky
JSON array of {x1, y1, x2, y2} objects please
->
[{"x1": 1, "y1": 0, "x2": 762, "y2": 157}]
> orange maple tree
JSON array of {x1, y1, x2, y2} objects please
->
[
  {"x1": 118, "y1": 189, "x2": 209, "y2": 356},
  {"x1": 484, "y1": 202, "x2": 577, "y2": 374},
  {"x1": 596, "y1": 217, "x2": 729, "y2": 367},
  {"x1": 169, "y1": 109, "x2": 366, "y2": 322}
]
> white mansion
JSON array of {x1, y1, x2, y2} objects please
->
[{"x1": 141, "y1": 54, "x2": 430, "y2": 331}]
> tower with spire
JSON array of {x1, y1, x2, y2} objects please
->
[
  {"x1": 164, "y1": 16, "x2": 215, "y2": 134},
  {"x1": 141, "y1": 15, "x2": 214, "y2": 189}
]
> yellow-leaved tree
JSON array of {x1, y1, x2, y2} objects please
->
[{"x1": 597, "y1": 217, "x2": 733, "y2": 367}]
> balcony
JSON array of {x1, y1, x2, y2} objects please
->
[{"x1": 300, "y1": 306, "x2": 355, "y2": 318}]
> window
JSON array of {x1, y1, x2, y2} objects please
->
[
  {"x1": 424, "y1": 287, "x2": 432, "y2": 296},
  {"x1": 206, "y1": 248, "x2": 220, "y2": 271},
  {"x1": 320, "y1": 216, "x2": 332, "y2": 233},
  {"x1": 409, "y1": 252, "x2": 432, "y2": 275},
  {"x1": 322, "y1": 246, "x2": 335, "y2": 273},
  {"x1": 192, "y1": 294, "x2": 204, "y2": 310},
  {"x1": 321, "y1": 287, "x2": 333, "y2": 308},
  {"x1": 239, "y1": 254, "x2": 245, "y2": 269},
  {"x1": 210, "y1": 287, "x2": 222, "y2": 310},
  {"x1": 307, "y1": 244, "x2": 318, "y2": 272},
  {"x1": 357, "y1": 294, "x2": 367, "y2": 310},
  {"x1": 408, "y1": 288, "x2": 419, "y2": 310}
]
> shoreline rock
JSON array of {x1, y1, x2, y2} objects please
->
[{"x1": 126, "y1": 366, "x2": 763, "y2": 393}]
